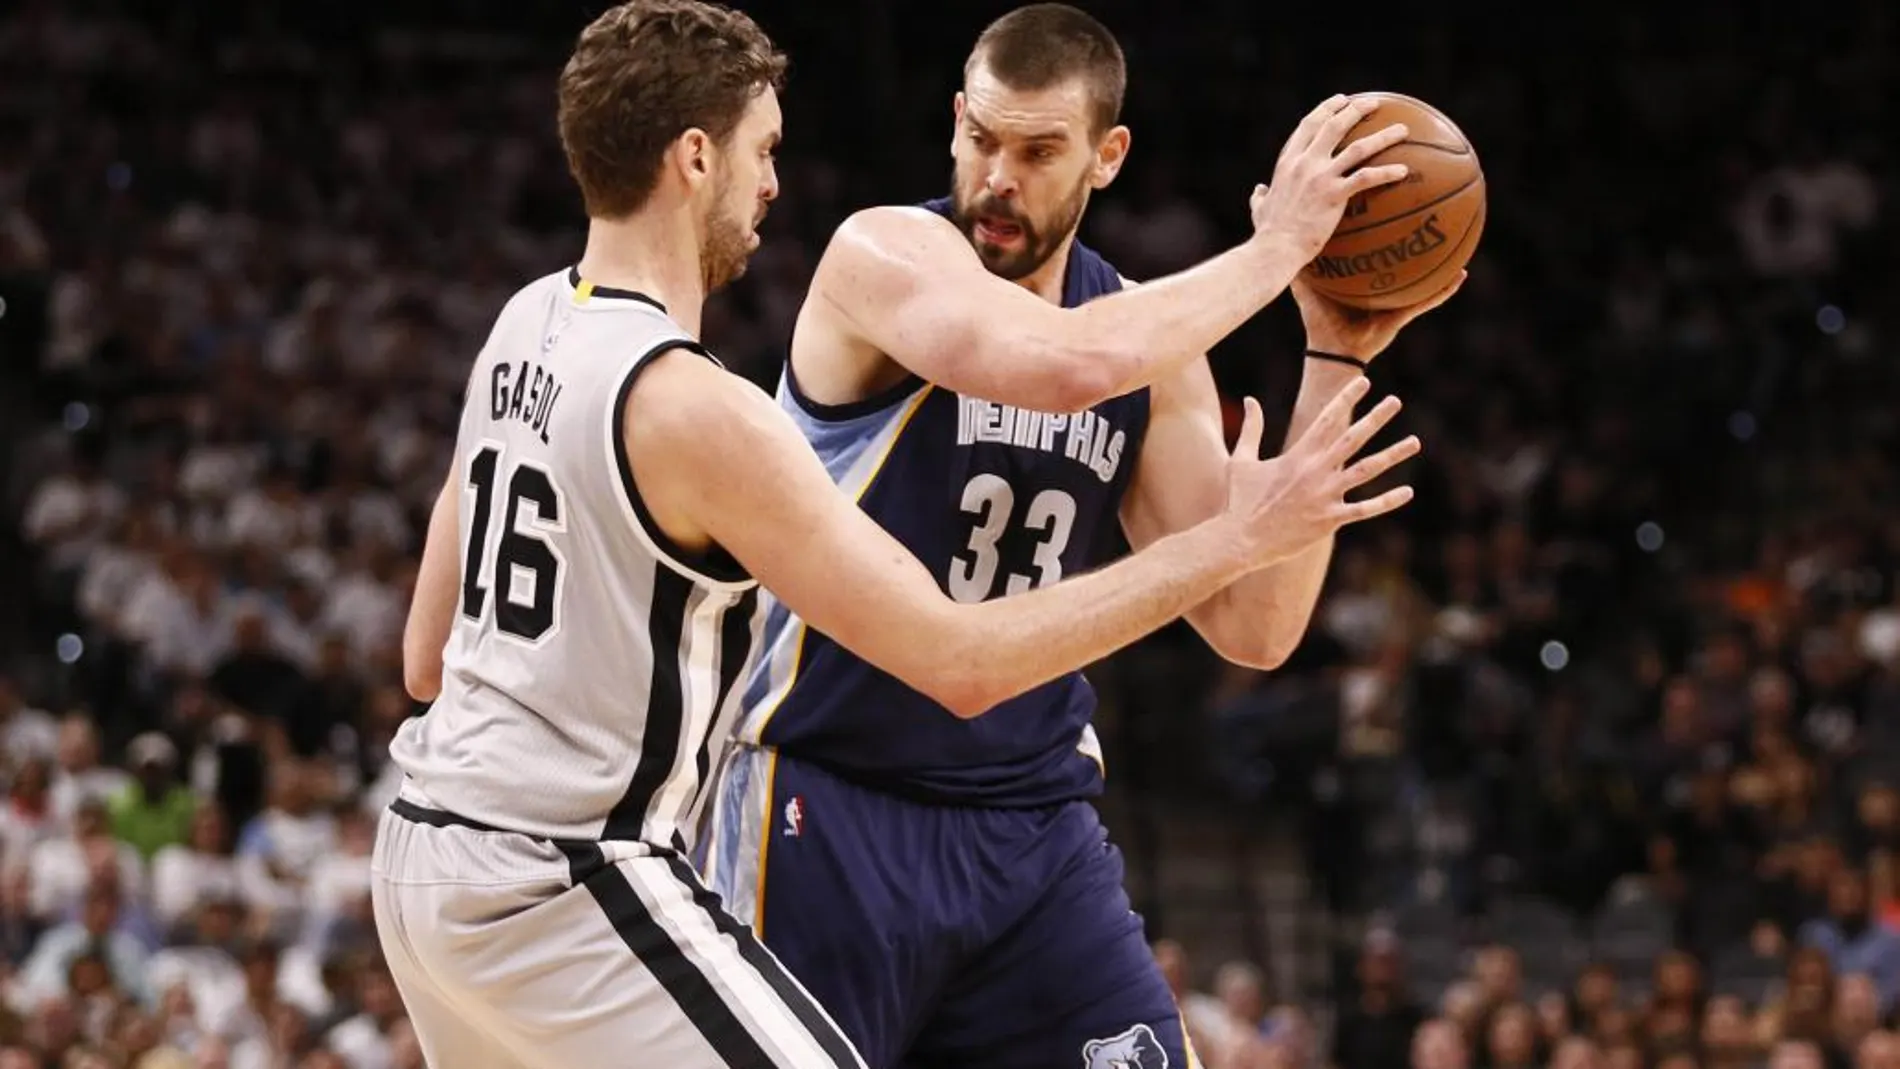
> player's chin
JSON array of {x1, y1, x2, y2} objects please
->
[{"x1": 977, "y1": 247, "x2": 1039, "y2": 282}]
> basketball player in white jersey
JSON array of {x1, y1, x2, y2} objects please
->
[{"x1": 373, "y1": 2, "x2": 1423, "y2": 1066}]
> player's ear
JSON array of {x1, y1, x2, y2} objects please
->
[
  {"x1": 674, "y1": 128, "x2": 715, "y2": 188},
  {"x1": 1090, "y1": 124, "x2": 1131, "y2": 190},
  {"x1": 950, "y1": 92, "x2": 966, "y2": 155}
]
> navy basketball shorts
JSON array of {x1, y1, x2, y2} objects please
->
[{"x1": 701, "y1": 744, "x2": 1198, "y2": 1069}]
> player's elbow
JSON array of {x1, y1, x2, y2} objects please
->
[
  {"x1": 1014, "y1": 332, "x2": 1123, "y2": 413},
  {"x1": 915, "y1": 675, "x2": 993, "y2": 720},
  {"x1": 1223, "y1": 638, "x2": 1294, "y2": 673},
  {"x1": 910, "y1": 662, "x2": 1004, "y2": 720},
  {"x1": 402, "y1": 651, "x2": 443, "y2": 703},
  {"x1": 1209, "y1": 621, "x2": 1298, "y2": 673}
]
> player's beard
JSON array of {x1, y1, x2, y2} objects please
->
[
  {"x1": 951, "y1": 171, "x2": 1090, "y2": 282},
  {"x1": 700, "y1": 168, "x2": 754, "y2": 293}
]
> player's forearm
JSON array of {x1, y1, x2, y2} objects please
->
[
  {"x1": 403, "y1": 479, "x2": 461, "y2": 702},
  {"x1": 927, "y1": 519, "x2": 1255, "y2": 718},
  {"x1": 1207, "y1": 358, "x2": 1365, "y2": 667},
  {"x1": 1054, "y1": 235, "x2": 1309, "y2": 406}
]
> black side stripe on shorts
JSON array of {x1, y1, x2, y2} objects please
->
[
  {"x1": 561, "y1": 842, "x2": 778, "y2": 1069},
  {"x1": 662, "y1": 854, "x2": 862, "y2": 1069},
  {"x1": 603, "y1": 566, "x2": 694, "y2": 841}
]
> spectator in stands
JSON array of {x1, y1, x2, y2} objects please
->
[
  {"x1": 1801, "y1": 868, "x2": 1900, "y2": 1012},
  {"x1": 14, "y1": 878, "x2": 149, "y2": 1009},
  {"x1": 1332, "y1": 928, "x2": 1425, "y2": 1069},
  {"x1": 1410, "y1": 1017, "x2": 1467, "y2": 1069},
  {"x1": 109, "y1": 731, "x2": 196, "y2": 861},
  {"x1": 1861, "y1": 1030, "x2": 1900, "y2": 1069}
]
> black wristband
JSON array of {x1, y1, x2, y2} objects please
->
[{"x1": 1304, "y1": 348, "x2": 1369, "y2": 371}]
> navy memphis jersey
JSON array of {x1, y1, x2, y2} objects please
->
[{"x1": 732, "y1": 199, "x2": 1151, "y2": 808}]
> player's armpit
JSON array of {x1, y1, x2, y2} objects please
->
[{"x1": 403, "y1": 469, "x2": 462, "y2": 702}]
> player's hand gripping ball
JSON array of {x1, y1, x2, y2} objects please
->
[{"x1": 1301, "y1": 92, "x2": 1485, "y2": 311}]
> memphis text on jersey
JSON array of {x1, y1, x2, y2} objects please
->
[
  {"x1": 955, "y1": 396, "x2": 1127, "y2": 484},
  {"x1": 490, "y1": 360, "x2": 565, "y2": 444}
]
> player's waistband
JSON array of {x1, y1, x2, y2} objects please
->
[
  {"x1": 732, "y1": 742, "x2": 1101, "y2": 810},
  {"x1": 387, "y1": 781, "x2": 682, "y2": 866}
]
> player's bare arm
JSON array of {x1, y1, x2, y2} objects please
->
[
  {"x1": 800, "y1": 95, "x2": 1410, "y2": 414},
  {"x1": 626, "y1": 349, "x2": 1415, "y2": 718},
  {"x1": 402, "y1": 470, "x2": 462, "y2": 701},
  {"x1": 1121, "y1": 273, "x2": 1463, "y2": 670}
]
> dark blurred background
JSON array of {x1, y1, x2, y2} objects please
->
[{"x1": 1, "y1": 0, "x2": 1896, "y2": 1066}]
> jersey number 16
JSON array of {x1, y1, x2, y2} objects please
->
[
  {"x1": 947, "y1": 474, "x2": 1078, "y2": 603},
  {"x1": 460, "y1": 444, "x2": 566, "y2": 642}
]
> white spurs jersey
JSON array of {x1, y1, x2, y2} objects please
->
[{"x1": 390, "y1": 268, "x2": 763, "y2": 848}]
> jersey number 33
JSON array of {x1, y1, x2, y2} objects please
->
[{"x1": 946, "y1": 473, "x2": 1078, "y2": 603}]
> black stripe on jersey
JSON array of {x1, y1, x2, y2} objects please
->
[
  {"x1": 610, "y1": 339, "x2": 751, "y2": 585},
  {"x1": 567, "y1": 266, "x2": 668, "y2": 311},
  {"x1": 561, "y1": 842, "x2": 780, "y2": 1069},
  {"x1": 661, "y1": 852, "x2": 862, "y2": 1069},
  {"x1": 604, "y1": 567, "x2": 694, "y2": 841},
  {"x1": 685, "y1": 587, "x2": 759, "y2": 822}
]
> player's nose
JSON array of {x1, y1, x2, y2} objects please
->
[{"x1": 984, "y1": 163, "x2": 1019, "y2": 199}]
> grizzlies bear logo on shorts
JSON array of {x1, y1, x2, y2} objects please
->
[{"x1": 1082, "y1": 1024, "x2": 1169, "y2": 1069}]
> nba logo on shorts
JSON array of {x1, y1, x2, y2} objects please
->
[
  {"x1": 783, "y1": 796, "x2": 804, "y2": 838},
  {"x1": 1081, "y1": 1023, "x2": 1168, "y2": 1069}
]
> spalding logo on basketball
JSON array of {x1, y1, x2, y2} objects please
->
[{"x1": 1302, "y1": 91, "x2": 1486, "y2": 311}]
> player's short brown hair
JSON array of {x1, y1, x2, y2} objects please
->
[
  {"x1": 557, "y1": 0, "x2": 787, "y2": 219},
  {"x1": 965, "y1": 4, "x2": 1126, "y2": 137}
]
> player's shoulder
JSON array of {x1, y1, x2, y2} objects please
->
[
  {"x1": 828, "y1": 204, "x2": 963, "y2": 258},
  {"x1": 624, "y1": 345, "x2": 774, "y2": 441},
  {"x1": 501, "y1": 268, "x2": 571, "y2": 312}
]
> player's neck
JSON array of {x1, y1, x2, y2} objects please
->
[
  {"x1": 1015, "y1": 232, "x2": 1077, "y2": 305},
  {"x1": 577, "y1": 213, "x2": 708, "y2": 336}
]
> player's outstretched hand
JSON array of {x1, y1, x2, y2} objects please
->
[
  {"x1": 1222, "y1": 377, "x2": 1419, "y2": 568},
  {"x1": 1251, "y1": 95, "x2": 1411, "y2": 264}
]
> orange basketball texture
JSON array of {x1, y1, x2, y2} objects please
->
[{"x1": 1300, "y1": 92, "x2": 1486, "y2": 311}]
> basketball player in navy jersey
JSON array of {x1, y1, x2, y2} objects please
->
[{"x1": 698, "y1": 6, "x2": 1465, "y2": 1069}]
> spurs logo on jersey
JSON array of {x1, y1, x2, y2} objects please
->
[{"x1": 389, "y1": 268, "x2": 763, "y2": 848}]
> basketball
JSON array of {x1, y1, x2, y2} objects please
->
[{"x1": 1301, "y1": 92, "x2": 1486, "y2": 311}]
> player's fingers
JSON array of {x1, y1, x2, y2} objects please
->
[
  {"x1": 1324, "y1": 394, "x2": 1404, "y2": 467},
  {"x1": 1338, "y1": 435, "x2": 1421, "y2": 490},
  {"x1": 1285, "y1": 94, "x2": 1352, "y2": 158},
  {"x1": 1232, "y1": 396, "x2": 1266, "y2": 461},
  {"x1": 1308, "y1": 95, "x2": 1382, "y2": 156},
  {"x1": 1333, "y1": 485, "x2": 1416, "y2": 526},
  {"x1": 1299, "y1": 376, "x2": 1372, "y2": 453},
  {"x1": 1333, "y1": 122, "x2": 1409, "y2": 171},
  {"x1": 1344, "y1": 164, "x2": 1411, "y2": 195}
]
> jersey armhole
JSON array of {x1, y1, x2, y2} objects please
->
[
  {"x1": 608, "y1": 339, "x2": 756, "y2": 592},
  {"x1": 783, "y1": 356, "x2": 925, "y2": 423}
]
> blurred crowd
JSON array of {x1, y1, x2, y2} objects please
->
[{"x1": 2, "y1": 0, "x2": 1899, "y2": 1066}]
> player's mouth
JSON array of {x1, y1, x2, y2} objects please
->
[{"x1": 974, "y1": 217, "x2": 1024, "y2": 245}]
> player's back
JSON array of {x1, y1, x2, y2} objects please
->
[
  {"x1": 391, "y1": 268, "x2": 761, "y2": 848},
  {"x1": 733, "y1": 201, "x2": 1149, "y2": 808}
]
